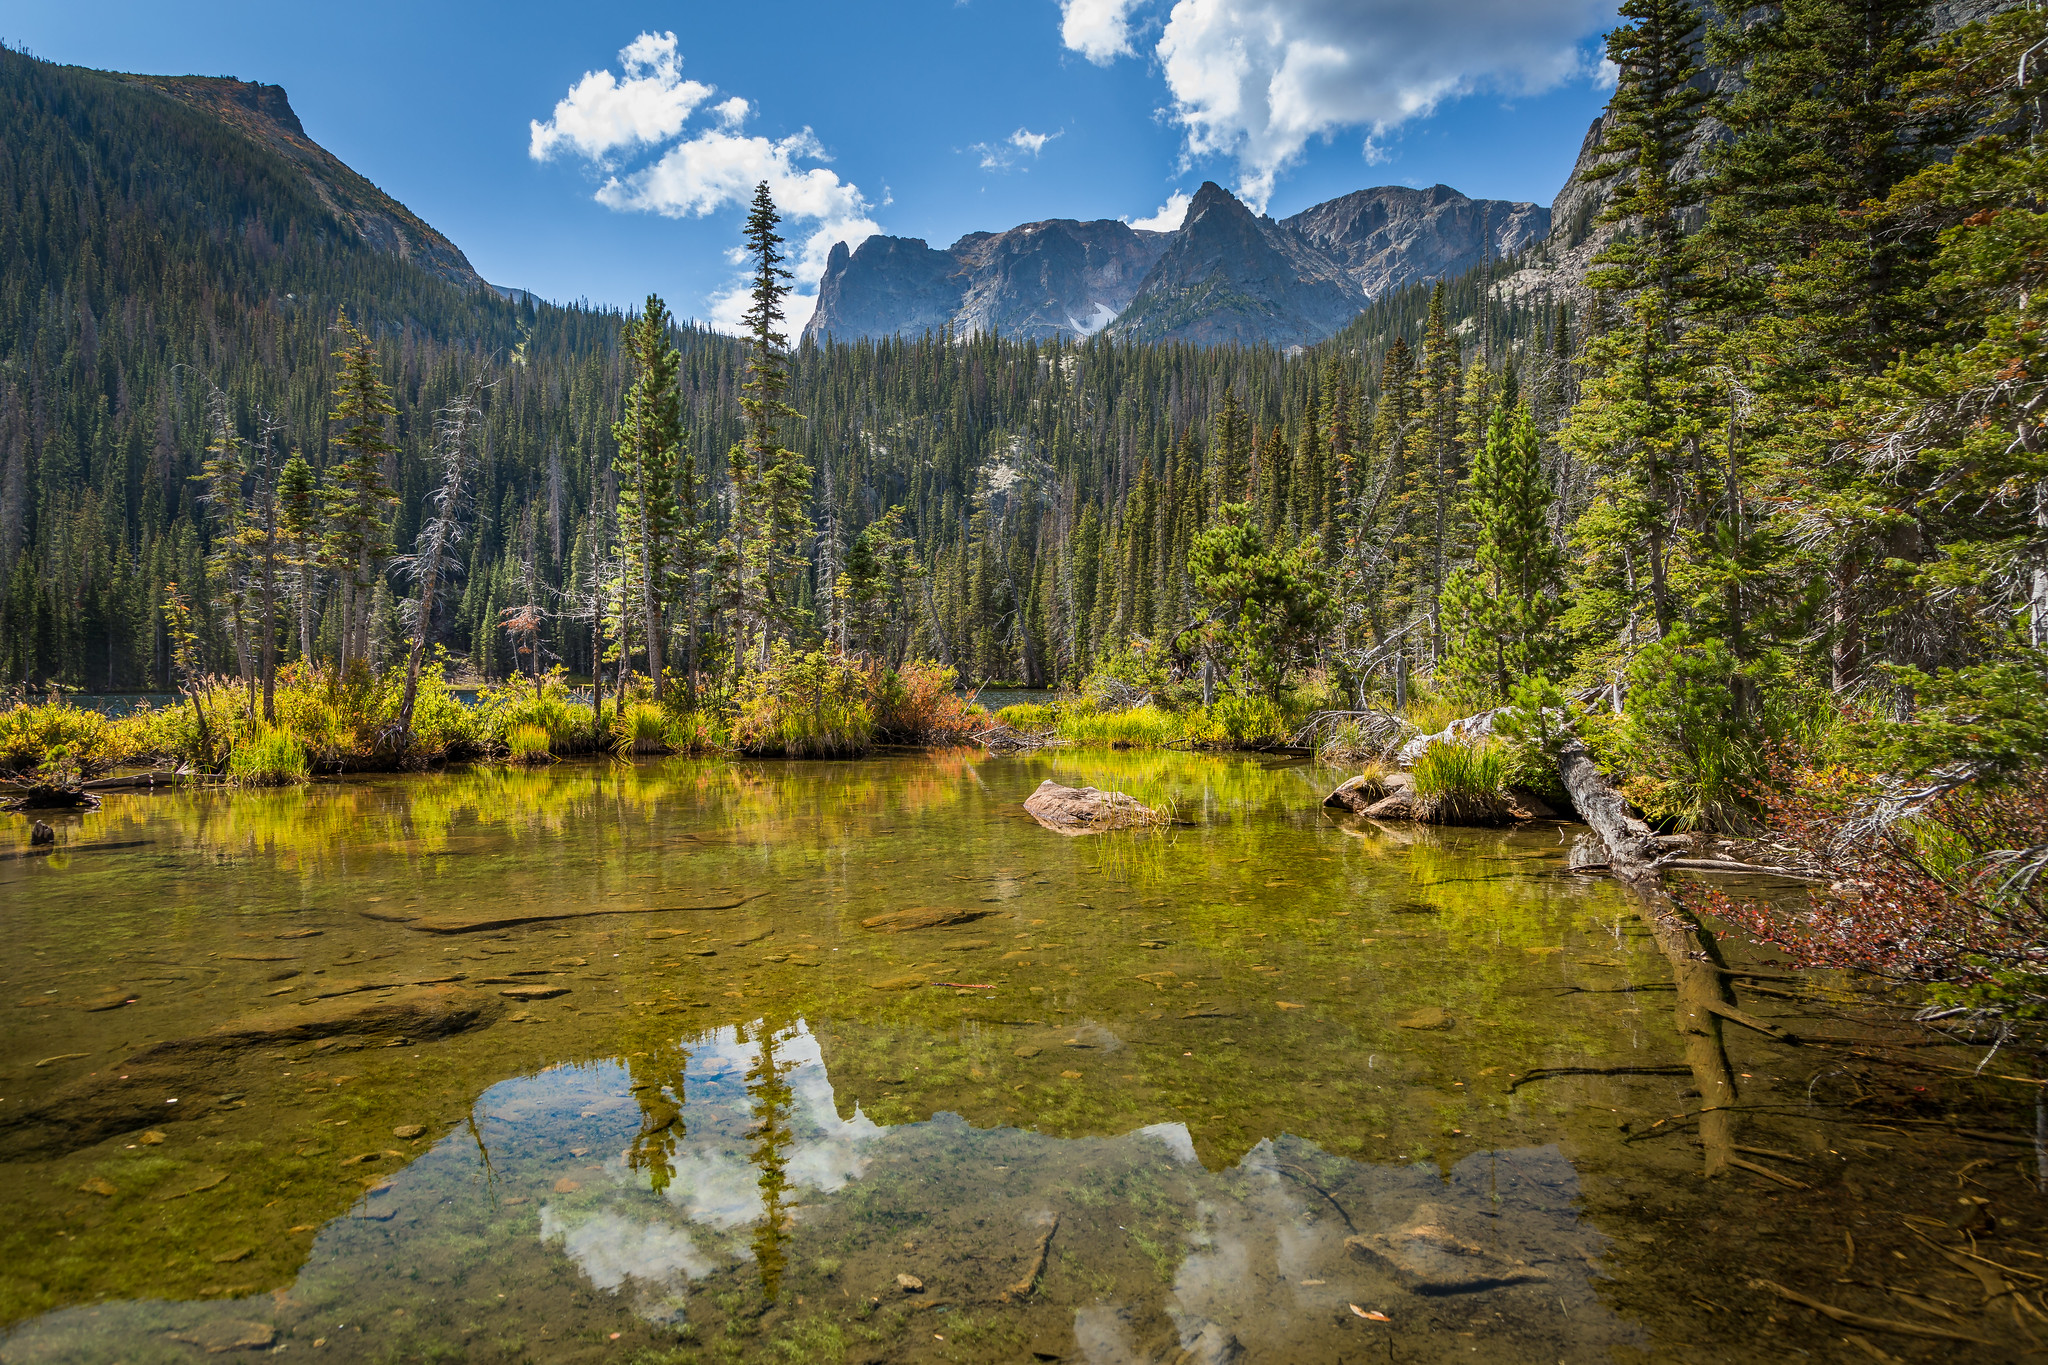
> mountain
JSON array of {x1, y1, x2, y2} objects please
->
[
  {"x1": 806, "y1": 182, "x2": 1548, "y2": 349},
  {"x1": 1108, "y1": 182, "x2": 1362, "y2": 348},
  {"x1": 114, "y1": 73, "x2": 485, "y2": 291},
  {"x1": 808, "y1": 218, "x2": 1170, "y2": 344}
]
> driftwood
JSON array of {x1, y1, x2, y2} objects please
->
[
  {"x1": 2, "y1": 783, "x2": 100, "y2": 811},
  {"x1": 1750, "y1": 1279, "x2": 1993, "y2": 1345},
  {"x1": 1001, "y1": 1215, "x2": 1059, "y2": 1302}
]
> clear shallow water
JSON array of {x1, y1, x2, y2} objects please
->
[{"x1": 0, "y1": 752, "x2": 2039, "y2": 1363}]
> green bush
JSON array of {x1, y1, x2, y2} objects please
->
[
  {"x1": 997, "y1": 702, "x2": 1057, "y2": 729},
  {"x1": 0, "y1": 701, "x2": 131, "y2": 777},
  {"x1": 664, "y1": 711, "x2": 728, "y2": 754},
  {"x1": 1207, "y1": 693, "x2": 1289, "y2": 745},
  {"x1": 733, "y1": 644, "x2": 875, "y2": 757},
  {"x1": 225, "y1": 727, "x2": 309, "y2": 786},
  {"x1": 1608, "y1": 628, "x2": 1821, "y2": 833}
]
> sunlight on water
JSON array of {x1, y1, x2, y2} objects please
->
[{"x1": 0, "y1": 752, "x2": 2034, "y2": 1362}]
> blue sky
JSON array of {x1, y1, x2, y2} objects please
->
[{"x1": 9, "y1": 0, "x2": 1621, "y2": 330}]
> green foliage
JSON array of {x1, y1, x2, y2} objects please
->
[
  {"x1": 1183, "y1": 504, "x2": 1334, "y2": 701},
  {"x1": 1853, "y1": 654, "x2": 2048, "y2": 779},
  {"x1": 1055, "y1": 705, "x2": 1182, "y2": 749},
  {"x1": 997, "y1": 702, "x2": 1057, "y2": 729},
  {"x1": 1443, "y1": 403, "x2": 1563, "y2": 697},
  {"x1": 622, "y1": 703, "x2": 671, "y2": 755},
  {"x1": 504, "y1": 723, "x2": 552, "y2": 764},
  {"x1": 1606, "y1": 628, "x2": 1824, "y2": 832},
  {"x1": 732, "y1": 644, "x2": 874, "y2": 757},
  {"x1": 0, "y1": 701, "x2": 129, "y2": 777}
]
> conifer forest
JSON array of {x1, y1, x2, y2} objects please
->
[{"x1": 3, "y1": 3, "x2": 2048, "y2": 1360}]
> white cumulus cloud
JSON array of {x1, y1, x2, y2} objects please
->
[
  {"x1": 533, "y1": 33, "x2": 880, "y2": 333},
  {"x1": 1064, "y1": 0, "x2": 1614, "y2": 212},
  {"x1": 529, "y1": 31, "x2": 714, "y2": 162},
  {"x1": 1125, "y1": 190, "x2": 1191, "y2": 232},
  {"x1": 1061, "y1": 0, "x2": 1143, "y2": 64}
]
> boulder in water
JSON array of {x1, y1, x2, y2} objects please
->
[{"x1": 1022, "y1": 779, "x2": 1160, "y2": 834}]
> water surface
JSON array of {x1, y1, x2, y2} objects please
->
[{"x1": 0, "y1": 752, "x2": 2039, "y2": 1363}]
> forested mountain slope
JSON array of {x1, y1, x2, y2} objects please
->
[{"x1": 0, "y1": 46, "x2": 1400, "y2": 692}]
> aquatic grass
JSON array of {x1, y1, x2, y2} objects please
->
[
  {"x1": 1056, "y1": 705, "x2": 1181, "y2": 748},
  {"x1": 663, "y1": 710, "x2": 728, "y2": 755},
  {"x1": 505, "y1": 723, "x2": 553, "y2": 764},
  {"x1": 622, "y1": 703, "x2": 672, "y2": 755},
  {"x1": 997, "y1": 702, "x2": 1058, "y2": 730},
  {"x1": 224, "y1": 727, "x2": 309, "y2": 786},
  {"x1": 1410, "y1": 738, "x2": 1513, "y2": 825}
]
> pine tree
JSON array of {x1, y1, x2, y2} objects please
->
[
  {"x1": 613, "y1": 294, "x2": 684, "y2": 700},
  {"x1": 1705, "y1": 0, "x2": 1959, "y2": 687},
  {"x1": 276, "y1": 450, "x2": 320, "y2": 666},
  {"x1": 322, "y1": 311, "x2": 399, "y2": 675},
  {"x1": 1444, "y1": 401, "x2": 1565, "y2": 696},
  {"x1": 726, "y1": 183, "x2": 813, "y2": 670}
]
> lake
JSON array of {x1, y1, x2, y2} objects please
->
[{"x1": 0, "y1": 751, "x2": 2038, "y2": 1363}]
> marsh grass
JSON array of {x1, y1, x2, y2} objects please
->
[
  {"x1": 224, "y1": 727, "x2": 309, "y2": 785},
  {"x1": 1410, "y1": 739, "x2": 1514, "y2": 826},
  {"x1": 505, "y1": 723, "x2": 553, "y2": 765},
  {"x1": 622, "y1": 703, "x2": 671, "y2": 755},
  {"x1": 1056, "y1": 705, "x2": 1181, "y2": 748}
]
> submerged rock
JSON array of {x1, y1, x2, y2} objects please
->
[
  {"x1": 1022, "y1": 779, "x2": 1160, "y2": 834},
  {"x1": 1346, "y1": 1204, "x2": 1549, "y2": 1294}
]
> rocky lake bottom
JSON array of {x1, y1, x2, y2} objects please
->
[{"x1": 0, "y1": 751, "x2": 2040, "y2": 1364}]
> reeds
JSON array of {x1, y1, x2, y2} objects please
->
[
  {"x1": 225, "y1": 727, "x2": 310, "y2": 785},
  {"x1": 1410, "y1": 739, "x2": 1514, "y2": 826}
]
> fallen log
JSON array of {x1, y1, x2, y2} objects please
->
[
  {"x1": 1556, "y1": 737, "x2": 1746, "y2": 1178},
  {"x1": 1001, "y1": 1215, "x2": 1060, "y2": 1302},
  {"x1": 397, "y1": 893, "x2": 768, "y2": 934}
]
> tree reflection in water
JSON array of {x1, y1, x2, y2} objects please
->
[{"x1": 744, "y1": 1019, "x2": 797, "y2": 1298}]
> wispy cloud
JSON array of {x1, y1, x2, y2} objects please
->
[{"x1": 971, "y1": 126, "x2": 1063, "y2": 171}]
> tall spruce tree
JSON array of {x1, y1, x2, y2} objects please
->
[
  {"x1": 1444, "y1": 401, "x2": 1564, "y2": 696},
  {"x1": 726, "y1": 183, "x2": 813, "y2": 669},
  {"x1": 613, "y1": 295, "x2": 684, "y2": 700},
  {"x1": 322, "y1": 312, "x2": 400, "y2": 675}
]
